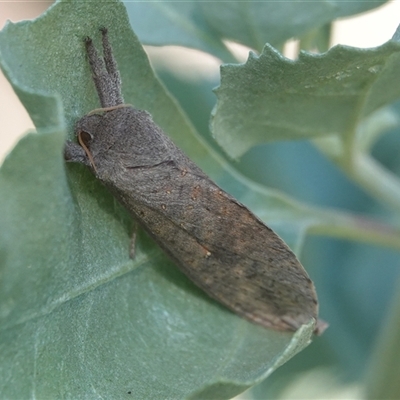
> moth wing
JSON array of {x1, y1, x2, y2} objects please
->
[{"x1": 132, "y1": 175, "x2": 318, "y2": 332}]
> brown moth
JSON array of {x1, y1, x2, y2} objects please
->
[{"x1": 64, "y1": 28, "x2": 325, "y2": 334}]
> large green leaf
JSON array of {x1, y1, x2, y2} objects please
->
[
  {"x1": 125, "y1": 0, "x2": 388, "y2": 59},
  {"x1": 0, "y1": 1, "x2": 320, "y2": 398},
  {"x1": 124, "y1": 1, "x2": 235, "y2": 62},
  {"x1": 211, "y1": 40, "x2": 400, "y2": 159},
  {"x1": 332, "y1": 0, "x2": 388, "y2": 16}
]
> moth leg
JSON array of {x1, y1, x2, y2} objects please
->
[
  {"x1": 100, "y1": 27, "x2": 124, "y2": 105},
  {"x1": 129, "y1": 223, "x2": 138, "y2": 259}
]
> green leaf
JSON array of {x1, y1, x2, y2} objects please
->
[
  {"x1": 125, "y1": 0, "x2": 388, "y2": 58},
  {"x1": 211, "y1": 40, "x2": 400, "y2": 159},
  {"x1": 124, "y1": 1, "x2": 236, "y2": 62},
  {"x1": 332, "y1": 0, "x2": 388, "y2": 17},
  {"x1": 0, "y1": 0, "x2": 319, "y2": 398},
  {"x1": 299, "y1": 23, "x2": 332, "y2": 53},
  {"x1": 198, "y1": 2, "x2": 336, "y2": 52}
]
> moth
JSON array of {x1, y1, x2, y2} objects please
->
[{"x1": 64, "y1": 28, "x2": 325, "y2": 334}]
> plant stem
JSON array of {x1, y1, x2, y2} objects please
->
[
  {"x1": 307, "y1": 208, "x2": 400, "y2": 251},
  {"x1": 314, "y1": 138, "x2": 400, "y2": 215},
  {"x1": 365, "y1": 277, "x2": 400, "y2": 399},
  {"x1": 350, "y1": 153, "x2": 400, "y2": 214}
]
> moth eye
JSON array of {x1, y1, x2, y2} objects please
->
[{"x1": 78, "y1": 130, "x2": 93, "y2": 147}]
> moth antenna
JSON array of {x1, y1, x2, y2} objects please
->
[{"x1": 84, "y1": 29, "x2": 124, "y2": 108}]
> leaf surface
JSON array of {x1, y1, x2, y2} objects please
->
[
  {"x1": 0, "y1": 1, "x2": 318, "y2": 398},
  {"x1": 211, "y1": 40, "x2": 400, "y2": 158},
  {"x1": 125, "y1": 0, "x2": 388, "y2": 58}
]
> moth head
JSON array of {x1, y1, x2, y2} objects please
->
[
  {"x1": 67, "y1": 110, "x2": 124, "y2": 178},
  {"x1": 64, "y1": 113, "x2": 105, "y2": 174},
  {"x1": 74, "y1": 113, "x2": 102, "y2": 142}
]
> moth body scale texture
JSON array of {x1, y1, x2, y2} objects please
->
[{"x1": 64, "y1": 29, "x2": 325, "y2": 334}]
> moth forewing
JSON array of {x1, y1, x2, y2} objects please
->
[{"x1": 64, "y1": 28, "x2": 324, "y2": 334}]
